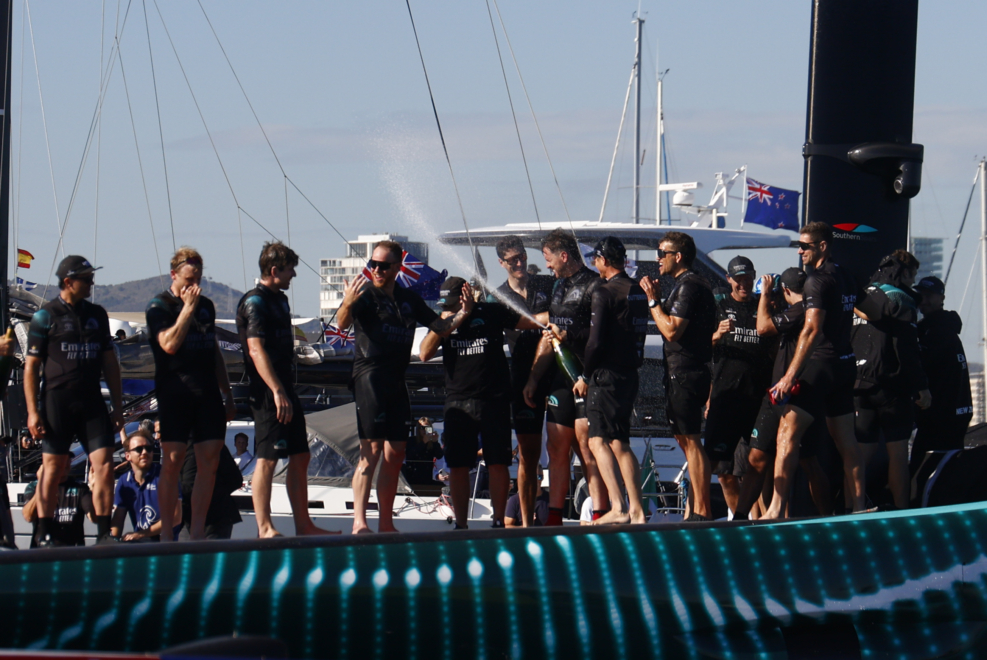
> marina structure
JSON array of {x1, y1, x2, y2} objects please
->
[{"x1": 910, "y1": 236, "x2": 945, "y2": 280}]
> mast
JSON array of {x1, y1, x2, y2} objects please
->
[
  {"x1": 656, "y1": 72, "x2": 662, "y2": 225},
  {"x1": 632, "y1": 14, "x2": 643, "y2": 225},
  {"x1": 0, "y1": 0, "x2": 10, "y2": 327},
  {"x1": 980, "y1": 158, "x2": 986, "y2": 388}
]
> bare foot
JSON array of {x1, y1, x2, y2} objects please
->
[
  {"x1": 352, "y1": 524, "x2": 374, "y2": 535},
  {"x1": 593, "y1": 509, "x2": 631, "y2": 525},
  {"x1": 258, "y1": 527, "x2": 284, "y2": 539},
  {"x1": 629, "y1": 512, "x2": 647, "y2": 525},
  {"x1": 760, "y1": 509, "x2": 782, "y2": 520},
  {"x1": 296, "y1": 524, "x2": 342, "y2": 536}
]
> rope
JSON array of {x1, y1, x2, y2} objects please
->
[
  {"x1": 483, "y1": 0, "x2": 540, "y2": 229},
  {"x1": 944, "y1": 163, "x2": 980, "y2": 284},
  {"x1": 142, "y1": 0, "x2": 175, "y2": 253},
  {"x1": 404, "y1": 0, "x2": 479, "y2": 274}
]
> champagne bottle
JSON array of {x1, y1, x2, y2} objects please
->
[
  {"x1": 0, "y1": 327, "x2": 15, "y2": 398},
  {"x1": 551, "y1": 337, "x2": 583, "y2": 386}
]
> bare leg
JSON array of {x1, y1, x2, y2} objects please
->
[
  {"x1": 252, "y1": 457, "x2": 282, "y2": 538},
  {"x1": 546, "y1": 423, "x2": 574, "y2": 510},
  {"x1": 718, "y1": 473, "x2": 740, "y2": 517},
  {"x1": 799, "y1": 455, "x2": 833, "y2": 515},
  {"x1": 762, "y1": 406, "x2": 813, "y2": 520},
  {"x1": 36, "y1": 453, "x2": 69, "y2": 519},
  {"x1": 488, "y1": 464, "x2": 510, "y2": 524},
  {"x1": 157, "y1": 442, "x2": 187, "y2": 542},
  {"x1": 827, "y1": 414, "x2": 865, "y2": 512},
  {"x1": 87, "y1": 447, "x2": 114, "y2": 518},
  {"x1": 515, "y1": 433, "x2": 542, "y2": 527},
  {"x1": 588, "y1": 435, "x2": 629, "y2": 524},
  {"x1": 449, "y1": 466, "x2": 470, "y2": 527},
  {"x1": 611, "y1": 439, "x2": 646, "y2": 524},
  {"x1": 286, "y1": 452, "x2": 337, "y2": 535},
  {"x1": 376, "y1": 440, "x2": 406, "y2": 533},
  {"x1": 886, "y1": 439, "x2": 910, "y2": 509},
  {"x1": 573, "y1": 418, "x2": 607, "y2": 513},
  {"x1": 351, "y1": 439, "x2": 383, "y2": 534},
  {"x1": 734, "y1": 447, "x2": 771, "y2": 519},
  {"x1": 189, "y1": 440, "x2": 223, "y2": 540},
  {"x1": 676, "y1": 434, "x2": 711, "y2": 518}
]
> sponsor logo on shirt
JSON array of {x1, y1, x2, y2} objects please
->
[
  {"x1": 957, "y1": 407, "x2": 973, "y2": 415},
  {"x1": 450, "y1": 337, "x2": 489, "y2": 356},
  {"x1": 469, "y1": 318, "x2": 485, "y2": 328},
  {"x1": 60, "y1": 341, "x2": 102, "y2": 360},
  {"x1": 85, "y1": 317, "x2": 99, "y2": 331}
]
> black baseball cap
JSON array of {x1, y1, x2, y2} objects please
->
[
  {"x1": 779, "y1": 267, "x2": 806, "y2": 293},
  {"x1": 438, "y1": 276, "x2": 468, "y2": 308},
  {"x1": 915, "y1": 275, "x2": 945, "y2": 295},
  {"x1": 728, "y1": 256, "x2": 755, "y2": 278},
  {"x1": 56, "y1": 255, "x2": 102, "y2": 281},
  {"x1": 591, "y1": 236, "x2": 626, "y2": 264}
]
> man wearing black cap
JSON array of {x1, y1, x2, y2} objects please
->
[
  {"x1": 640, "y1": 232, "x2": 717, "y2": 520},
  {"x1": 493, "y1": 236, "x2": 554, "y2": 527},
  {"x1": 337, "y1": 240, "x2": 474, "y2": 533},
  {"x1": 24, "y1": 255, "x2": 125, "y2": 545},
  {"x1": 572, "y1": 237, "x2": 649, "y2": 524},
  {"x1": 704, "y1": 256, "x2": 774, "y2": 515},
  {"x1": 420, "y1": 276, "x2": 542, "y2": 528},
  {"x1": 912, "y1": 275, "x2": 973, "y2": 469}
]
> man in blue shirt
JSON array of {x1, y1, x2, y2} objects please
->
[{"x1": 111, "y1": 431, "x2": 182, "y2": 542}]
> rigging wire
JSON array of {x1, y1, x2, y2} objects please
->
[
  {"x1": 944, "y1": 163, "x2": 981, "y2": 285},
  {"x1": 483, "y1": 0, "x2": 540, "y2": 229},
  {"x1": 285, "y1": 176, "x2": 294, "y2": 310},
  {"x1": 115, "y1": 40, "x2": 165, "y2": 288},
  {"x1": 491, "y1": 0, "x2": 576, "y2": 236},
  {"x1": 93, "y1": 0, "x2": 106, "y2": 303},
  {"x1": 599, "y1": 65, "x2": 635, "y2": 223},
  {"x1": 142, "y1": 0, "x2": 175, "y2": 253},
  {"x1": 12, "y1": 0, "x2": 24, "y2": 281},
  {"x1": 404, "y1": 0, "x2": 479, "y2": 274}
]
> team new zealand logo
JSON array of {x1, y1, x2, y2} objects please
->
[
  {"x1": 833, "y1": 223, "x2": 877, "y2": 233},
  {"x1": 85, "y1": 318, "x2": 99, "y2": 331}
]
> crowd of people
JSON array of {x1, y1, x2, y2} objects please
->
[{"x1": 15, "y1": 221, "x2": 975, "y2": 545}]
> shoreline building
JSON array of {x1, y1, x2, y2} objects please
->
[
  {"x1": 319, "y1": 234, "x2": 429, "y2": 320},
  {"x1": 909, "y1": 237, "x2": 944, "y2": 281}
]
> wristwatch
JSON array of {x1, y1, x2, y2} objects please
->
[{"x1": 648, "y1": 299, "x2": 658, "y2": 309}]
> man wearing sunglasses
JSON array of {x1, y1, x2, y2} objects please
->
[
  {"x1": 640, "y1": 232, "x2": 717, "y2": 521},
  {"x1": 337, "y1": 240, "x2": 474, "y2": 533},
  {"x1": 111, "y1": 431, "x2": 182, "y2": 541},
  {"x1": 25, "y1": 255, "x2": 125, "y2": 546},
  {"x1": 762, "y1": 222, "x2": 865, "y2": 518},
  {"x1": 147, "y1": 247, "x2": 235, "y2": 542},
  {"x1": 493, "y1": 235, "x2": 554, "y2": 527}
]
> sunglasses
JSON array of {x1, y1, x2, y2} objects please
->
[
  {"x1": 367, "y1": 259, "x2": 397, "y2": 271},
  {"x1": 71, "y1": 275, "x2": 95, "y2": 284},
  {"x1": 500, "y1": 254, "x2": 525, "y2": 265},
  {"x1": 128, "y1": 445, "x2": 152, "y2": 454},
  {"x1": 797, "y1": 241, "x2": 819, "y2": 251},
  {"x1": 657, "y1": 249, "x2": 681, "y2": 259}
]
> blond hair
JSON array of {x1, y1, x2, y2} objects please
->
[{"x1": 170, "y1": 246, "x2": 203, "y2": 272}]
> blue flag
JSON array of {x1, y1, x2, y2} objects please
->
[
  {"x1": 15, "y1": 277, "x2": 37, "y2": 290},
  {"x1": 744, "y1": 178, "x2": 800, "y2": 231}
]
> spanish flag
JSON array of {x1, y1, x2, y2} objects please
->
[{"x1": 16, "y1": 249, "x2": 33, "y2": 269}]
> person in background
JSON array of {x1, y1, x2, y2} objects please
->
[
  {"x1": 22, "y1": 465, "x2": 94, "y2": 547},
  {"x1": 505, "y1": 466, "x2": 550, "y2": 527},
  {"x1": 640, "y1": 232, "x2": 717, "y2": 521},
  {"x1": 179, "y1": 437, "x2": 243, "y2": 540},
  {"x1": 233, "y1": 432, "x2": 255, "y2": 477},
  {"x1": 111, "y1": 431, "x2": 182, "y2": 542},
  {"x1": 403, "y1": 417, "x2": 444, "y2": 486},
  {"x1": 912, "y1": 276, "x2": 974, "y2": 470}
]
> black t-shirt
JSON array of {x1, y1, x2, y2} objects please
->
[
  {"x1": 441, "y1": 303, "x2": 521, "y2": 401},
  {"x1": 770, "y1": 300, "x2": 806, "y2": 383},
  {"x1": 661, "y1": 269, "x2": 716, "y2": 372},
  {"x1": 495, "y1": 274, "x2": 553, "y2": 373},
  {"x1": 27, "y1": 297, "x2": 113, "y2": 392},
  {"x1": 549, "y1": 267, "x2": 603, "y2": 361},
  {"x1": 349, "y1": 285, "x2": 440, "y2": 380},
  {"x1": 146, "y1": 290, "x2": 219, "y2": 392},
  {"x1": 505, "y1": 490, "x2": 550, "y2": 526},
  {"x1": 583, "y1": 272, "x2": 649, "y2": 377},
  {"x1": 802, "y1": 259, "x2": 857, "y2": 360},
  {"x1": 25, "y1": 477, "x2": 92, "y2": 547},
  {"x1": 712, "y1": 295, "x2": 773, "y2": 396},
  {"x1": 236, "y1": 284, "x2": 296, "y2": 396}
]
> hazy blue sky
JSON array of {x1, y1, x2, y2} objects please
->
[{"x1": 10, "y1": 1, "x2": 987, "y2": 356}]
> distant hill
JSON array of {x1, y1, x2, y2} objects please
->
[{"x1": 89, "y1": 276, "x2": 246, "y2": 316}]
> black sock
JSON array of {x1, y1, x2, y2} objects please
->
[
  {"x1": 95, "y1": 515, "x2": 111, "y2": 538},
  {"x1": 37, "y1": 517, "x2": 54, "y2": 540},
  {"x1": 491, "y1": 520, "x2": 504, "y2": 529}
]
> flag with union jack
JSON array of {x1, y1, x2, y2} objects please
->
[
  {"x1": 322, "y1": 323, "x2": 354, "y2": 347},
  {"x1": 363, "y1": 250, "x2": 447, "y2": 300},
  {"x1": 743, "y1": 177, "x2": 800, "y2": 231}
]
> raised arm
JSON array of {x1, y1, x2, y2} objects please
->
[
  {"x1": 756, "y1": 275, "x2": 779, "y2": 336},
  {"x1": 154, "y1": 286, "x2": 200, "y2": 355},
  {"x1": 640, "y1": 276, "x2": 689, "y2": 342},
  {"x1": 419, "y1": 311, "x2": 453, "y2": 362},
  {"x1": 335, "y1": 275, "x2": 368, "y2": 331},
  {"x1": 426, "y1": 283, "x2": 474, "y2": 337}
]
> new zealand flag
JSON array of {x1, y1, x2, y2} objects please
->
[
  {"x1": 744, "y1": 178, "x2": 800, "y2": 231},
  {"x1": 364, "y1": 250, "x2": 447, "y2": 301}
]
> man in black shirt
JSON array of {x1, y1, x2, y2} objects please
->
[
  {"x1": 147, "y1": 248, "x2": 236, "y2": 541},
  {"x1": 493, "y1": 235, "x2": 554, "y2": 527},
  {"x1": 912, "y1": 276, "x2": 974, "y2": 470},
  {"x1": 420, "y1": 276, "x2": 541, "y2": 528},
  {"x1": 524, "y1": 229, "x2": 606, "y2": 525},
  {"x1": 705, "y1": 256, "x2": 774, "y2": 515},
  {"x1": 764, "y1": 222, "x2": 865, "y2": 518},
  {"x1": 25, "y1": 255, "x2": 125, "y2": 545},
  {"x1": 23, "y1": 469, "x2": 94, "y2": 547},
  {"x1": 338, "y1": 240, "x2": 473, "y2": 533},
  {"x1": 641, "y1": 232, "x2": 717, "y2": 520},
  {"x1": 237, "y1": 242, "x2": 332, "y2": 537},
  {"x1": 573, "y1": 237, "x2": 649, "y2": 524}
]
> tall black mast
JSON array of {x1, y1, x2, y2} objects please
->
[{"x1": 0, "y1": 0, "x2": 11, "y2": 327}]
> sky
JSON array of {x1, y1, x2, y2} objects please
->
[{"x1": 9, "y1": 1, "x2": 987, "y2": 359}]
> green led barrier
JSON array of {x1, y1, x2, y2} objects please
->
[{"x1": 2, "y1": 504, "x2": 987, "y2": 658}]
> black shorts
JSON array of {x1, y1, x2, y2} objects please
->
[
  {"x1": 704, "y1": 390, "x2": 762, "y2": 462},
  {"x1": 665, "y1": 367, "x2": 711, "y2": 436},
  {"x1": 511, "y1": 371, "x2": 549, "y2": 436},
  {"x1": 41, "y1": 388, "x2": 114, "y2": 456},
  {"x1": 788, "y1": 357, "x2": 856, "y2": 420},
  {"x1": 586, "y1": 369, "x2": 638, "y2": 443},
  {"x1": 545, "y1": 370, "x2": 586, "y2": 428},
  {"x1": 251, "y1": 388, "x2": 309, "y2": 461},
  {"x1": 749, "y1": 395, "x2": 821, "y2": 459},
  {"x1": 443, "y1": 399, "x2": 513, "y2": 469},
  {"x1": 353, "y1": 371, "x2": 412, "y2": 443},
  {"x1": 711, "y1": 439, "x2": 751, "y2": 478},
  {"x1": 158, "y1": 379, "x2": 227, "y2": 446},
  {"x1": 854, "y1": 388, "x2": 914, "y2": 444}
]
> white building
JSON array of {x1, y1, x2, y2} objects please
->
[
  {"x1": 972, "y1": 372, "x2": 985, "y2": 427},
  {"x1": 910, "y1": 237, "x2": 944, "y2": 281},
  {"x1": 319, "y1": 234, "x2": 429, "y2": 320}
]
